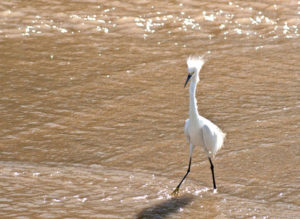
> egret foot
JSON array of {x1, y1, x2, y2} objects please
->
[{"x1": 171, "y1": 187, "x2": 180, "y2": 197}]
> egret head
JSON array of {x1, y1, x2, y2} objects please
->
[{"x1": 184, "y1": 56, "x2": 205, "y2": 88}]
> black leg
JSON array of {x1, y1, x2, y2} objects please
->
[
  {"x1": 208, "y1": 158, "x2": 216, "y2": 190},
  {"x1": 171, "y1": 157, "x2": 192, "y2": 196},
  {"x1": 177, "y1": 157, "x2": 192, "y2": 189}
]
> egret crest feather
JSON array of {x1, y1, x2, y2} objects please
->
[{"x1": 187, "y1": 56, "x2": 205, "y2": 74}]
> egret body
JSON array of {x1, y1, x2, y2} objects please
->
[{"x1": 172, "y1": 56, "x2": 226, "y2": 196}]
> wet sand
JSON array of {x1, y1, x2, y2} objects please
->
[{"x1": 0, "y1": 0, "x2": 299, "y2": 218}]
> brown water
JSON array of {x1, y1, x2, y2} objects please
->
[{"x1": 0, "y1": 0, "x2": 299, "y2": 218}]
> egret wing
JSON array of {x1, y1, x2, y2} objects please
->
[{"x1": 202, "y1": 124, "x2": 217, "y2": 157}]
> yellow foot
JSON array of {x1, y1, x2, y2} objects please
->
[{"x1": 171, "y1": 187, "x2": 180, "y2": 197}]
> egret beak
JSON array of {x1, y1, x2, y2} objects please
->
[{"x1": 184, "y1": 74, "x2": 192, "y2": 88}]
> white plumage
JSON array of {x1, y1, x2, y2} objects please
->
[
  {"x1": 184, "y1": 117, "x2": 225, "y2": 158},
  {"x1": 172, "y1": 56, "x2": 226, "y2": 196}
]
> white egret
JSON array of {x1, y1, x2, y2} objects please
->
[{"x1": 171, "y1": 56, "x2": 226, "y2": 196}]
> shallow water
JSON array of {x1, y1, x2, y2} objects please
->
[{"x1": 0, "y1": 0, "x2": 299, "y2": 218}]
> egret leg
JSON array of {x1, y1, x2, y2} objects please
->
[
  {"x1": 208, "y1": 158, "x2": 217, "y2": 190},
  {"x1": 171, "y1": 157, "x2": 192, "y2": 196}
]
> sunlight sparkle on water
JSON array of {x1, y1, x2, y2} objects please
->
[
  {"x1": 202, "y1": 11, "x2": 216, "y2": 21},
  {"x1": 133, "y1": 195, "x2": 148, "y2": 200},
  {"x1": 193, "y1": 187, "x2": 209, "y2": 195}
]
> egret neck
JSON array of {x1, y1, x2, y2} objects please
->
[{"x1": 189, "y1": 80, "x2": 199, "y2": 119}]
